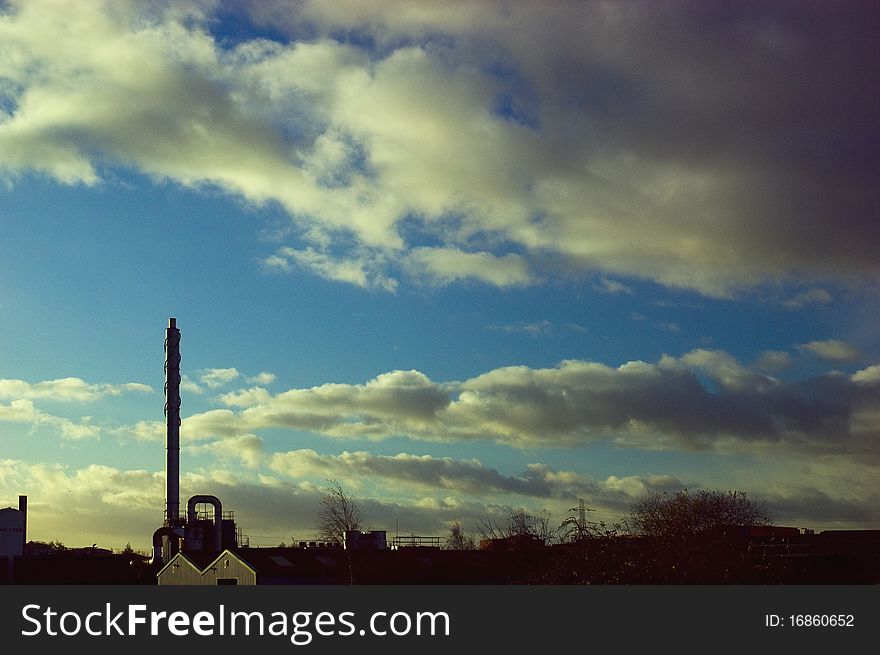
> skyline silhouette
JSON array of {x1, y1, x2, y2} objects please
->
[{"x1": 1, "y1": 1, "x2": 878, "y2": 552}]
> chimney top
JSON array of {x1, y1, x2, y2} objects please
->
[{"x1": 169, "y1": 318, "x2": 176, "y2": 328}]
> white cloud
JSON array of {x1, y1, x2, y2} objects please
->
[
  {"x1": 852, "y1": 364, "x2": 880, "y2": 385},
  {"x1": 679, "y1": 349, "x2": 761, "y2": 391},
  {"x1": 799, "y1": 340, "x2": 861, "y2": 362},
  {"x1": 0, "y1": 398, "x2": 100, "y2": 439},
  {"x1": 264, "y1": 246, "x2": 398, "y2": 292},
  {"x1": 199, "y1": 368, "x2": 240, "y2": 389},
  {"x1": 190, "y1": 435, "x2": 265, "y2": 468},
  {"x1": 180, "y1": 376, "x2": 205, "y2": 394},
  {"x1": 0, "y1": 398, "x2": 41, "y2": 423},
  {"x1": 123, "y1": 420, "x2": 164, "y2": 442},
  {"x1": 0, "y1": 377, "x2": 153, "y2": 402},
  {"x1": 246, "y1": 372, "x2": 276, "y2": 385},
  {"x1": 404, "y1": 247, "x2": 532, "y2": 288},
  {"x1": 218, "y1": 386, "x2": 273, "y2": 408},
  {"x1": 181, "y1": 409, "x2": 242, "y2": 440},
  {"x1": 756, "y1": 350, "x2": 793, "y2": 372}
]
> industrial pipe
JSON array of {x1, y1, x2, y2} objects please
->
[
  {"x1": 187, "y1": 495, "x2": 223, "y2": 552},
  {"x1": 149, "y1": 526, "x2": 183, "y2": 566}
]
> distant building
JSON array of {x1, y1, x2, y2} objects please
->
[
  {"x1": 344, "y1": 530, "x2": 387, "y2": 551},
  {"x1": 0, "y1": 496, "x2": 27, "y2": 558},
  {"x1": 156, "y1": 545, "x2": 521, "y2": 585},
  {"x1": 0, "y1": 496, "x2": 27, "y2": 584}
]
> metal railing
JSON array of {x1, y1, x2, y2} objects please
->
[{"x1": 390, "y1": 535, "x2": 441, "y2": 549}]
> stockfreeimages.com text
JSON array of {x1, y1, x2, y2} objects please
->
[{"x1": 21, "y1": 603, "x2": 451, "y2": 645}]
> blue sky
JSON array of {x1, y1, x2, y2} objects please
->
[{"x1": 1, "y1": 0, "x2": 878, "y2": 550}]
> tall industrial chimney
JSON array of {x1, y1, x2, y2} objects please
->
[
  {"x1": 164, "y1": 317, "x2": 181, "y2": 526},
  {"x1": 151, "y1": 317, "x2": 238, "y2": 568}
]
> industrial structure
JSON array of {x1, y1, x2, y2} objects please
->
[
  {"x1": 151, "y1": 318, "x2": 238, "y2": 567},
  {"x1": 0, "y1": 495, "x2": 27, "y2": 583}
]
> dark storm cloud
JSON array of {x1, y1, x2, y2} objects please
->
[
  {"x1": 245, "y1": 0, "x2": 880, "y2": 294},
  {"x1": 2, "y1": 1, "x2": 878, "y2": 294},
  {"x1": 767, "y1": 486, "x2": 880, "y2": 527}
]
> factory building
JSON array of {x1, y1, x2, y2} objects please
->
[
  {"x1": 158, "y1": 547, "x2": 344, "y2": 585},
  {"x1": 151, "y1": 319, "x2": 239, "y2": 571}
]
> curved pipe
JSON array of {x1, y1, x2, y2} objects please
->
[
  {"x1": 187, "y1": 495, "x2": 223, "y2": 552},
  {"x1": 150, "y1": 526, "x2": 183, "y2": 566}
]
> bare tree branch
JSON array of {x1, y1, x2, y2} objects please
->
[
  {"x1": 314, "y1": 479, "x2": 363, "y2": 545},
  {"x1": 444, "y1": 521, "x2": 476, "y2": 550},
  {"x1": 477, "y1": 508, "x2": 555, "y2": 545}
]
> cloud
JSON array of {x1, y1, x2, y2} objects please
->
[
  {"x1": 594, "y1": 277, "x2": 633, "y2": 295},
  {"x1": 755, "y1": 350, "x2": 793, "y2": 372},
  {"x1": 783, "y1": 288, "x2": 833, "y2": 309},
  {"x1": 123, "y1": 420, "x2": 164, "y2": 442},
  {"x1": 267, "y1": 449, "x2": 700, "y2": 514},
  {"x1": 1, "y1": 1, "x2": 876, "y2": 296},
  {"x1": 246, "y1": 372, "x2": 276, "y2": 385},
  {"x1": 180, "y1": 376, "x2": 205, "y2": 395},
  {"x1": 763, "y1": 486, "x2": 878, "y2": 527},
  {"x1": 0, "y1": 459, "x2": 164, "y2": 548},
  {"x1": 190, "y1": 435, "x2": 265, "y2": 468},
  {"x1": 270, "y1": 449, "x2": 554, "y2": 497},
  {"x1": 217, "y1": 386, "x2": 273, "y2": 408},
  {"x1": 404, "y1": 247, "x2": 532, "y2": 288},
  {"x1": 799, "y1": 340, "x2": 861, "y2": 362},
  {"x1": 181, "y1": 409, "x2": 242, "y2": 440},
  {"x1": 852, "y1": 365, "x2": 880, "y2": 385},
  {"x1": 0, "y1": 374, "x2": 147, "y2": 439},
  {"x1": 199, "y1": 368, "x2": 240, "y2": 389},
  {"x1": 0, "y1": 399, "x2": 100, "y2": 439},
  {"x1": 0, "y1": 377, "x2": 153, "y2": 402},
  {"x1": 264, "y1": 246, "x2": 398, "y2": 292},
  {"x1": 168, "y1": 351, "x2": 880, "y2": 462},
  {"x1": 236, "y1": 369, "x2": 450, "y2": 439}
]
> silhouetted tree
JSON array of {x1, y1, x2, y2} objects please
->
[
  {"x1": 315, "y1": 479, "x2": 363, "y2": 545},
  {"x1": 444, "y1": 521, "x2": 476, "y2": 550},
  {"x1": 558, "y1": 500, "x2": 617, "y2": 542},
  {"x1": 625, "y1": 489, "x2": 772, "y2": 537},
  {"x1": 478, "y1": 508, "x2": 555, "y2": 545}
]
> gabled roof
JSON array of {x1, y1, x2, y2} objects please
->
[
  {"x1": 156, "y1": 550, "x2": 212, "y2": 578},
  {"x1": 210, "y1": 547, "x2": 343, "y2": 580}
]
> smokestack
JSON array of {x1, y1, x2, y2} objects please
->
[
  {"x1": 18, "y1": 495, "x2": 27, "y2": 556},
  {"x1": 165, "y1": 318, "x2": 181, "y2": 525}
]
